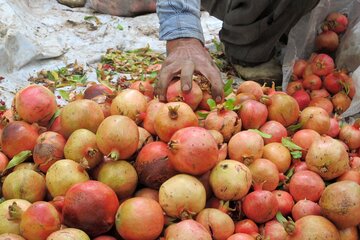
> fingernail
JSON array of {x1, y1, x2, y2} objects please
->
[
  {"x1": 216, "y1": 96, "x2": 222, "y2": 103},
  {"x1": 182, "y1": 84, "x2": 190, "y2": 91}
]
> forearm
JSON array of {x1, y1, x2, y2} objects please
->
[{"x1": 156, "y1": 0, "x2": 205, "y2": 43}]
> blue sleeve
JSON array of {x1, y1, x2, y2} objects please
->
[{"x1": 156, "y1": 0, "x2": 205, "y2": 43}]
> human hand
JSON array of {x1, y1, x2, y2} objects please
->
[
  {"x1": 155, "y1": 38, "x2": 224, "y2": 103},
  {"x1": 90, "y1": 0, "x2": 156, "y2": 17}
]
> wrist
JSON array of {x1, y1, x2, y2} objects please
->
[{"x1": 166, "y1": 38, "x2": 204, "y2": 54}]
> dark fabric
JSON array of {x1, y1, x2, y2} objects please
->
[{"x1": 201, "y1": 0, "x2": 319, "y2": 65}]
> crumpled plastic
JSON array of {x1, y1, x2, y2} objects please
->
[{"x1": 282, "y1": 0, "x2": 360, "y2": 118}]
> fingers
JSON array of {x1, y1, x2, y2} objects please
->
[
  {"x1": 180, "y1": 60, "x2": 195, "y2": 93},
  {"x1": 155, "y1": 63, "x2": 180, "y2": 102},
  {"x1": 198, "y1": 64, "x2": 224, "y2": 103}
]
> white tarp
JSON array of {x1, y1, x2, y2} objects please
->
[{"x1": 0, "y1": 0, "x2": 222, "y2": 106}]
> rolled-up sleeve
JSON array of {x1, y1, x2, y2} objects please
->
[{"x1": 157, "y1": 0, "x2": 204, "y2": 43}]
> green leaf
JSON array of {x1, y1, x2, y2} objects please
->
[
  {"x1": 47, "y1": 71, "x2": 58, "y2": 81},
  {"x1": 249, "y1": 129, "x2": 272, "y2": 139},
  {"x1": 116, "y1": 24, "x2": 124, "y2": 30},
  {"x1": 224, "y1": 98, "x2": 235, "y2": 111},
  {"x1": 148, "y1": 71, "x2": 158, "y2": 79},
  {"x1": 282, "y1": 137, "x2": 303, "y2": 151},
  {"x1": 48, "y1": 109, "x2": 61, "y2": 127},
  {"x1": 212, "y1": 38, "x2": 222, "y2": 52},
  {"x1": 290, "y1": 150, "x2": 302, "y2": 159},
  {"x1": 4, "y1": 151, "x2": 32, "y2": 172},
  {"x1": 207, "y1": 99, "x2": 217, "y2": 111},
  {"x1": 58, "y1": 90, "x2": 70, "y2": 101},
  {"x1": 287, "y1": 122, "x2": 303, "y2": 132},
  {"x1": 196, "y1": 111, "x2": 209, "y2": 120},
  {"x1": 84, "y1": 16, "x2": 102, "y2": 25},
  {"x1": 223, "y1": 79, "x2": 233, "y2": 97},
  {"x1": 0, "y1": 105, "x2": 6, "y2": 111}
]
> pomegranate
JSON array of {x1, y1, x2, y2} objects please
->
[
  {"x1": 332, "y1": 91, "x2": 351, "y2": 114},
  {"x1": 209, "y1": 160, "x2": 252, "y2": 201},
  {"x1": 227, "y1": 233, "x2": 256, "y2": 240},
  {"x1": 1, "y1": 121, "x2": 39, "y2": 158},
  {"x1": 259, "y1": 120, "x2": 287, "y2": 144},
  {"x1": 164, "y1": 219, "x2": 212, "y2": 240},
  {"x1": 238, "y1": 100, "x2": 268, "y2": 129},
  {"x1": 168, "y1": 127, "x2": 218, "y2": 175},
  {"x1": 302, "y1": 74, "x2": 322, "y2": 91},
  {"x1": 115, "y1": 197, "x2": 164, "y2": 240},
  {"x1": 83, "y1": 84, "x2": 113, "y2": 118},
  {"x1": 62, "y1": 180, "x2": 119, "y2": 237},
  {"x1": 337, "y1": 169, "x2": 360, "y2": 184},
  {"x1": 272, "y1": 190, "x2": 294, "y2": 216},
  {"x1": 310, "y1": 88, "x2": 330, "y2": 99},
  {"x1": 159, "y1": 174, "x2": 206, "y2": 219},
  {"x1": 93, "y1": 236, "x2": 116, "y2": 240},
  {"x1": 339, "y1": 227, "x2": 359, "y2": 240},
  {"x1": 0, "y1": 152, "x2": 9, "y2": 173},
  {"x1": 96, "y1": 115, "x2": 139, "y2": 160},
  {"x1": 197, "y1": 171, "x2": 214, "y2": 200},
  {"x1": 45, "y1": 159, "x2": 90, "y2": 197},
  {"x1": 154, "y1": 102, "x2": 198, "y2": 142},
  {"x1": 267, "y1": 93, "x2": 300, "y2": 127},
  {"x1": 134, "y1": 188, "x2": 159, "y2": 202},
  {"x1": 291, "y1": 90, "x2": 310, "y2": 110},
  {"x1": 0, "y1": 199, "x2": 31, "y2": 235},
  {"x1": 33, "y1": 131, "x2": 66, "y2": 172},
  {"x1": 339, "y1": 122, "x2": 360, "y2": 150},
  {"x1": 234, "y1": 219, "x2": 259, "y2": 236},
  {"x1": 299, "y1": 106, "x2": 330, "y2": 134},
  {"x1": 262, "y1": 142, "x2": 291, "y2": 173},
  {"x1": 323, "y1": 72, "x2": 345, "y2": 94},
  {"x1": 166, "y1": 80, "x2": 203, "y2": 110},
  {"x1": 111, "y1": 89, "x2": 147, "y2": 123},
  {"x1": 289, "y1": 170, "x2": 325, "y2": 202},
  {"x1": 310, "y1": 53, "x2": 335, "y2": 76},
  {"x1": 204, "y1": 109, "x2": 241, "y2": 142},
  {"x1": 315, "y1": 30, "x2": 339, "y2": 52},
  {"x1": 0, "y1": 233, "x2": 25, "y2": 240},
  {"x1": 261, "y1": 220, "x2": 288, "y2": 240},
  {"x1": 141, "y1": 99, "x2": 164, "y2": 135},
  {"x1": 96, "y1": 160, "x2": 138, "y2": 199},
  {"x1": 323, "y1": 12, "x2": 349, "y2": 33},
  {"x1": 319, "y1": 180, "x2": 360, "y2": 229},
  {"x1": 129, "y1": 80, "x2": 154, "y2": 101},
  {"x1": 236, "y1": 81, "x2": 263, "y2": 100},
  {"x1": 60, "y1": 99, "x2": 104, "y2": 138},
  {"x1": 2, "y1": 169, "x2": 46, "y2": 203},
  {"x1": 64, "y1": 129, "x2": 103, "y2": 169},
  {"x1": 198, "y1": 90, "x2": 212, "y2": 111},
  {"x1": 302, "y1": 64, "x2": 314, "y2": 79},
  {"x1": 14, "y1": 85, "x2": 57, "y2": 125},
  {"x1": 291, "y1": 199, "x2": 321, "y2": 221},
  {"x1": 248, "y1": 158, "x2": 280, "y2": 191},
  {"x1": 287, "y1": 80, "x2": 304, "y2": 95},
  {"x1": 306, "y1": 136, "x2": 349, "y2": 180},
  {"x1": 134, "y1": 141, "x2": 177, "y2": 189},
  {"x1": 309, "y1": 97, "x2": 334, "y2": 115},
  {"x1": 196, "y1": 208, "x2": 235, "y2": 240},
  {"x1": 293, "y1": 59, "x2": 308, "y2": 78},
  {"x1": 235, "y1": 92, "x2": 256, "y2": 105},
  {"x1": 228, "y1": 130, "x2": 264, "y2": 164},
  {"x1": 46, "y1": 228, "x2": 90, "y2": 240},
  {"x1": 242, "y1": 185, "x2": 278, "y2": 223}
]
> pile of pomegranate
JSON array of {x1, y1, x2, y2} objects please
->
[{"x1": 0, "y1": 12, "x2": 359, "y2": 240}]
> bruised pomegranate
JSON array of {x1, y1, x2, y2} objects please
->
[
  {"x1": 319, "y1": 181, "x2": 360, "y2": 229},
  {"x1": 289, "y1": 170, "x2": 325, "y2": 202},
  {"x1": 134, "y1": 141, "x2": 177, "y2": 189},
  {"x1": 1, "y1": 121, "x2": 39, "y2": 158},
  {"x1": 14, "y1": 85, "x2": 57, "y2": 125},
  {"x1": 323, "y1": 12, "x2": 349, "y2": 33},
  {"x1": 96, "y1": 160, "x2": 138, "y2": 199},
  {"x1": 310, "y1": 53, "x2": 335, "y2": 76},
  {"x1": 0, "y1": 199, "x2": 31, "y2": 235},
  {"x1": 62, "y1": 180, "x2": 119, "y2": 237},
  {"x1": 209, "y1": 160, "x2": 252, "y2": 201},
  {"x1": 64, "y1": 129, "x2": 103, "y2": 169},
  {"x1": 165, "y1": 219, "x2": 212, "y2": 240},
  {"x1": 111, "y1": 89, "x2": 147, "y2": 123},
  {"x1": 115, "y1": 197, "x2": 164, "y2": 240},
  {"x1": 2, "y1": 169, "x2": 46, "y2": 203},
  {"x1": 83, "y1": 84, "x2": 113, "y2": 118},
  {"x1": 291, "y1": 199, "x2": 321, "y2": 221},
  {"x1": 136, "y1": 127, "x2": 153, "y2": 151},
  {"x1": 168, "y1": 127, "x2": 218, "y2": 175},
  {"x1": 259, "y1": 120, "x2": 287, "y2": 144},
  {"x1": 60, "y1": 99, "x2": 104, "y2": 138},
  {"x1": 228, "y1": 130, "x2": 264, "y2": 164},
  {"x1": 196, "y1": 208, "x2": 235, "y2": 240},
  {"x1": 46, "y1": 159, "x2": 90, "y2": 197},
  {"x1": 159, "y1": 174, "x2": 206, "y2": 219},
  {"x1": 96, "y1": 115, "x2": 139, "y2": 160},
  {"x1": 267, "y1": 93, "x2": 300, "y2": 127},
  {"x1": 306, "y1": 136, "x2": 349, "y2": 180},
  {"x1": 315, "y1": 30, "x2": 339, "y2": 52},
  {"x1": 154, "y1": 102, "x2": 198, "y2": 142},
  {"x1": 141, "y1": 99, "x2": 165, "y2": 135},
  {"x1": 238, "y1": 100, "x2": 268, "y2": 129},
  {"x1": 33, "y1": 131, "x2": 66, "y2": 172},
  {"x1": 19, "y1": 201, "x2": 61, "y2": 240},
  {"x1": 299, "y1": 106, "x2": 330, "y2": 134},
  {"x1": 204, "y1": 109, "x2": 241, "y2": 142},
  {"x1": 166, "y1": 80, "x2": 203, "y2": 110},
  {"x1": 129, "y1": 80, "x2": 154, "y2": 101}
]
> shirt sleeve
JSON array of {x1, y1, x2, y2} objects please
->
[{"x1": 156, "y1": 0, "x2": 205, "y2": 43}]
